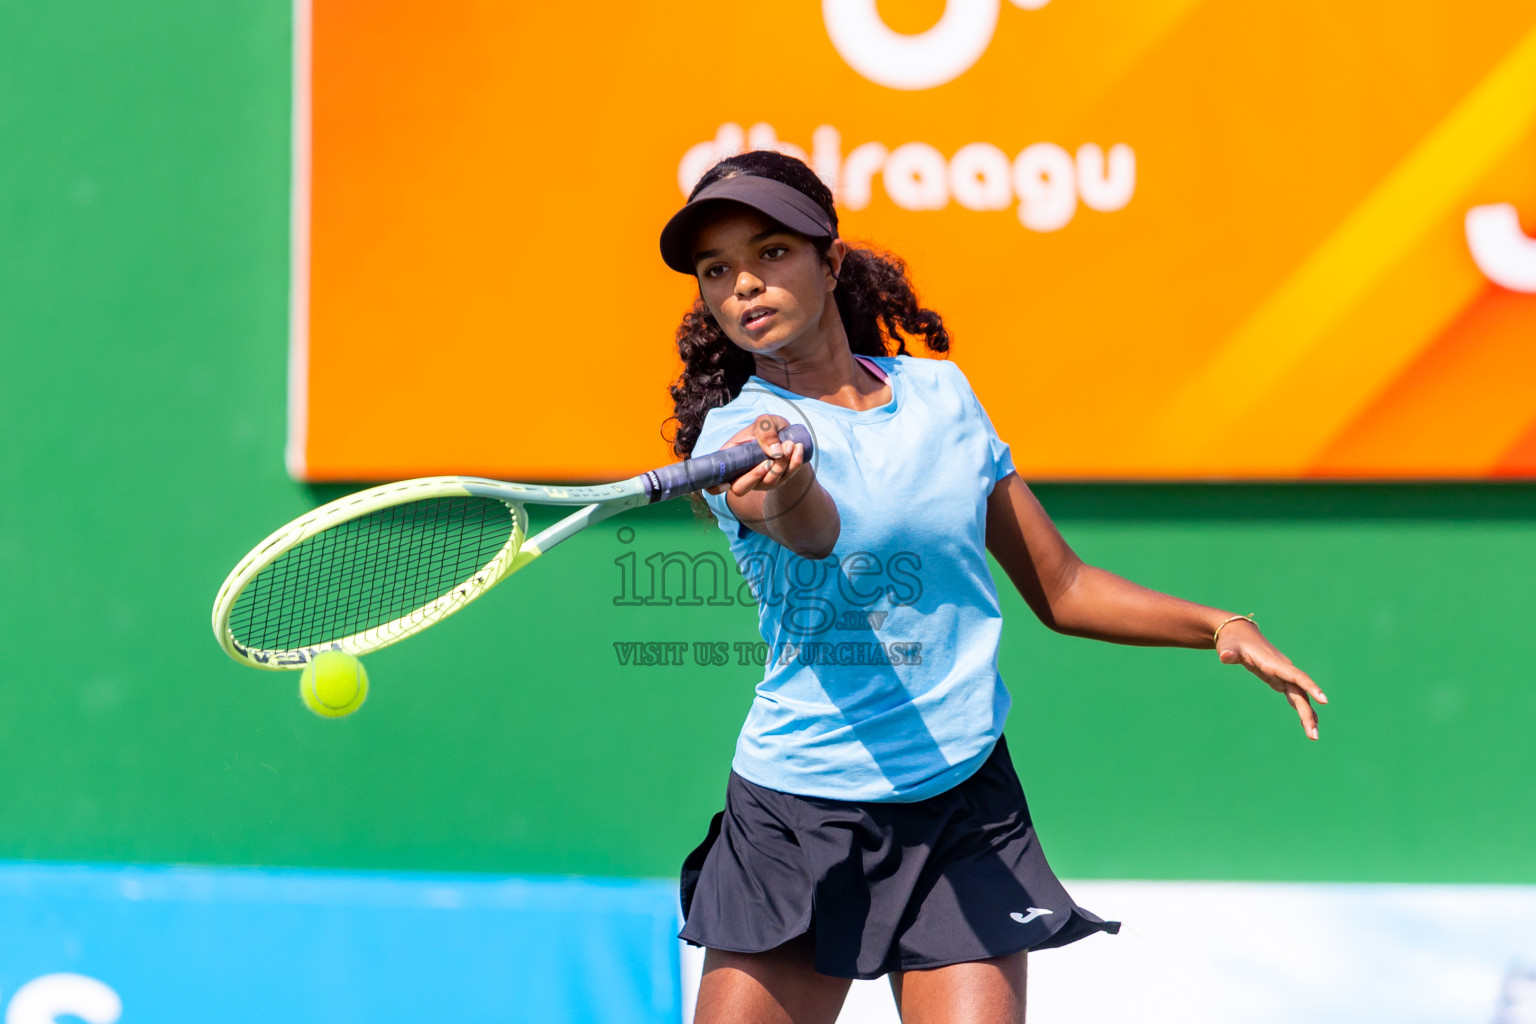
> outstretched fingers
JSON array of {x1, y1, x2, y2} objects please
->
[
  {"x1": 1278, "y1": 663, "x2": 1328, "y2": 706},
  {"x1": 1228, "y1": 646, "x2": 1327, "y2": 742},
  {"x1": 1284, "y1": 682, "x2": 1320, "y2": 741}
]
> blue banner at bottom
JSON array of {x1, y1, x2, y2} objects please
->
[{"x1": 0, "y1": 861, "x2": 681, "y2": 1024}]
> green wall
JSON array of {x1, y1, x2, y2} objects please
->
[{"x1": 2, "y1": 3, "x2": 1532, "y2": 885}]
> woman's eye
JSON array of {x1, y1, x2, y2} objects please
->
[
  {"x1": 703, "y1": 264, "x2": 728, "y2": 279},
  {"x1": 763, "y1": 246, "x2": 788, "y2": 259}
]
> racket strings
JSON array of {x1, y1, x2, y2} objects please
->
[{"x1": 228, "y1": 496, "x2": 519, "y2": 652}]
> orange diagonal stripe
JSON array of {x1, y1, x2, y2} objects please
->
[{"x1": 1128, "y1": 18, "x2": 1536, "y2": 474}]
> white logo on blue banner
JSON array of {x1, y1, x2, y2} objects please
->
[
  {"x1": 0, "y1": 862, "x2": 681, "y2": 1024},
  {"x1": 4, "y1": 974, "x2": 122, "y2": 1024}
]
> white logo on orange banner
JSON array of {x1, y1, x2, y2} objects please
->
[
  {"x1": 1466, "y1": 204, "x2": 1536, "y2": 292},
  {"x1": 822, "y1": 0, "x2": 1053, "y2": 90},
  {"x1": 679, "y1": 123, "x2": 1134, "y2": 232}
]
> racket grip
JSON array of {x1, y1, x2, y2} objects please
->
[{"x1": 643, "y1": 423, "x2": 814, "y2": 503}]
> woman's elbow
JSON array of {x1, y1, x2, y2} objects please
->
[{"x1": 792, "y1": 512, "x2": 840, "y2": 561}]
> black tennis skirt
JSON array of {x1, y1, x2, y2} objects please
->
[{"x1": 679, "y1": 736, "x2": 1119, "y2": 979}]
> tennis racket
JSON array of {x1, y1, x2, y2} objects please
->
[{"x1": 211, "y1": 425, "x2": 812, "y2": 670}]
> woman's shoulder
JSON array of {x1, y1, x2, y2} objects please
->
[
  {"x1": 884, "y1": 354, "x2": 968, "y2": 388},
  {"x1": 703, "y1": 385, "x2": 767, "y2": 413},
  {"x1": 696, "y1": 389, "x2": 770, "y2": 453}
]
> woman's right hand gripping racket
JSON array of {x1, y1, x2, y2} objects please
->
[{"x1": 211, "y1": 425, "x2": 813, "y2": 670}]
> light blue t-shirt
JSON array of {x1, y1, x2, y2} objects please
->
[{"x1": 695, "y1": 354, "x2": 1017, "y2": 802}]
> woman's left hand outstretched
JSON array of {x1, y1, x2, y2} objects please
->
[{"x1": 1216, "y1": 622, "x2": 1328, "y2": 740}]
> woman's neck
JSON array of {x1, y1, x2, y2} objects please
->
[{"x1": 751, "y1": 314, "x2": 889, "y2": 411}]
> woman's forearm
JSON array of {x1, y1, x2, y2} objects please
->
[
  {"x1": 984, "y1": 459, "x2": 1320, "y2": 735},
  {"x1": 714, "y1": 422, "x2": 841, "y2": 560},
  {"x1": 1047, "y1": 563, "x2": 1237, "y2": 649},
  {"x1": 759, "y1": 466, "x2": 840, "y2": 560}
]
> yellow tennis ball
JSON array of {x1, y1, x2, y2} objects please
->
[{"x1": 299, "y1": 651, "x2": 369, "y2": 718}]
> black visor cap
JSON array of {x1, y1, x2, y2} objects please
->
[{"x1": 659, "y1": 175, "x2": 836, "y2": 275}]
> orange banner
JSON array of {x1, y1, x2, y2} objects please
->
[{"x1": 291, "y1": 0, "x2": 1536, "y2": 481}]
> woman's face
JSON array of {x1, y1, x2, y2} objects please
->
[{"x1": 690, "y1": 206, "x2": 845, "y2": 358}]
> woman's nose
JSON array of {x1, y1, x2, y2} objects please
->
[{"x1": 734, "y1": 271, "x2": 764, "y2": 299}]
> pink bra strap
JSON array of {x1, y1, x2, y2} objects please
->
[{"x1": 854, "y1": 354, "x2": 888, "y2": 382}]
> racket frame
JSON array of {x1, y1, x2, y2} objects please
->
[{"x1": 212, "y1": 476, "x2": 647, "y2": 670}]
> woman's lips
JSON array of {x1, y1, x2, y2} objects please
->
[{"x1": 741, "y1": 308, "x2": 778, "y2": 333}]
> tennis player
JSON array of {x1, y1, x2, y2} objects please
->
[{"x1": 660, "y1": 151, "x2": 1325, "y2": 1024}]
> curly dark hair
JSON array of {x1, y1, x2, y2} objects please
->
[{"x1": 663, "y1": 150, "x2": 950, "y2": 470}]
